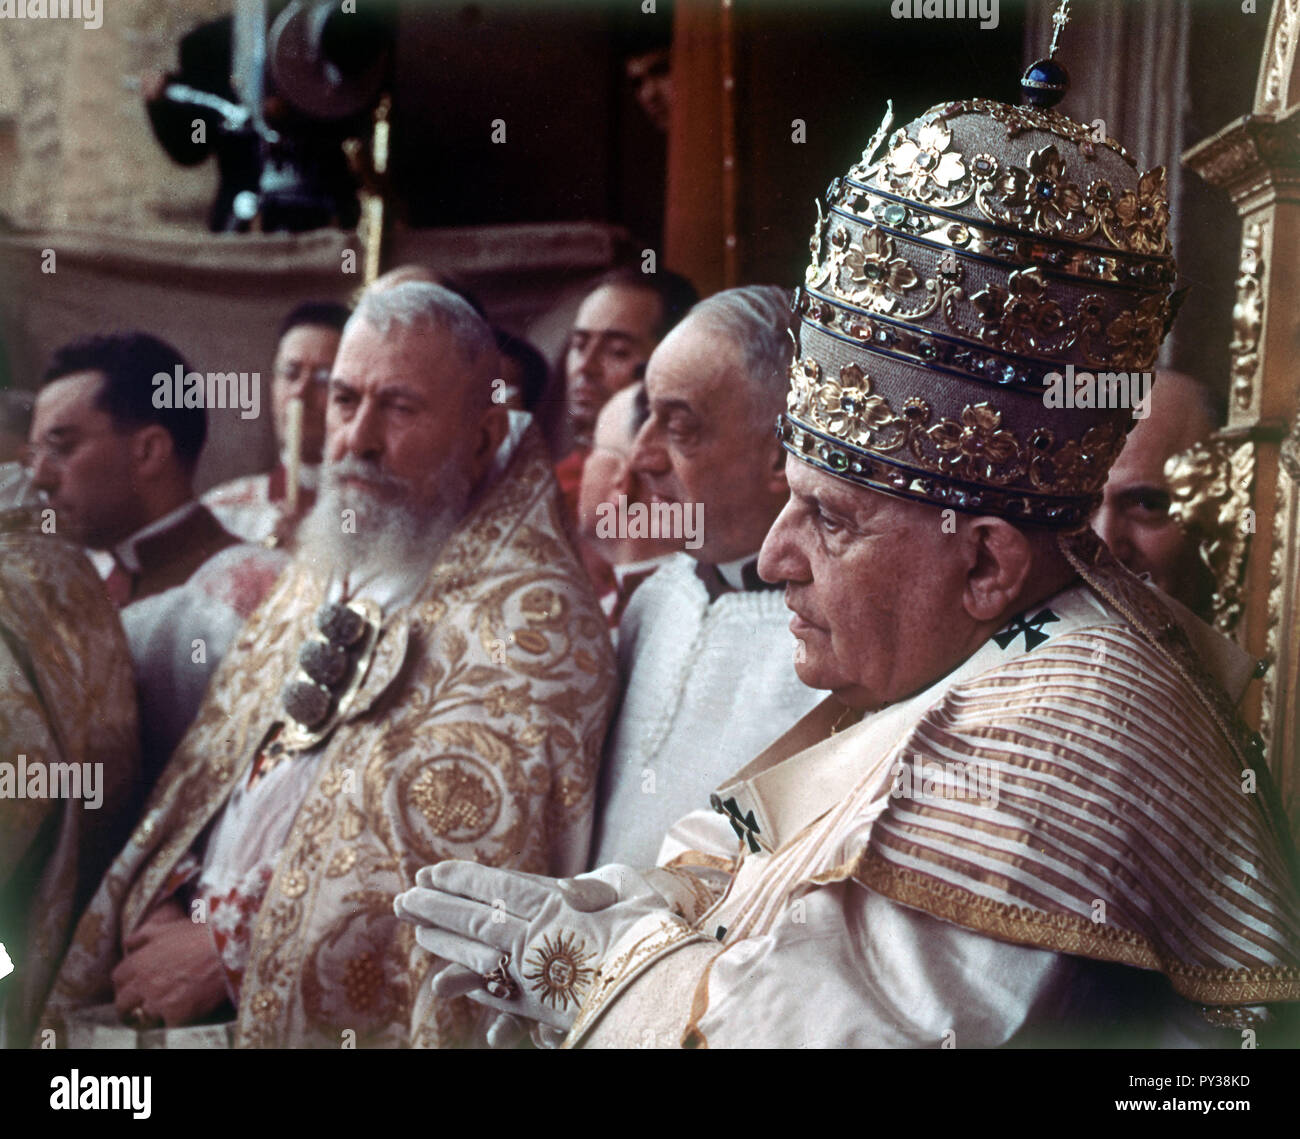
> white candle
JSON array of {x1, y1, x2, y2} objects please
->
[{"x1": 285, "y1": 398, "x2": 303, "y2": 515}]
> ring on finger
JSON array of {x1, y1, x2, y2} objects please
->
[{"x1": 481, "y1": 953, "x2": 519, "y2": 1000}]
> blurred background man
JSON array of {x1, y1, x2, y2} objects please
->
[
  {"x1": 29, "y1": 332, "x2": 283, "y2": 789},
  {"x1": 1093, "y1": 369, "x2": 1219, "y2": 619},
  {"x1": 577, "y1": 381, "x2": 681, "y2": 626},
  {"x1": 203, "y1": 300, "x2": 350, "y2": 547},
  {"x1": 554, "y1": 266, "x2": 697, "y2": 597},
  {"x1": 559, "y1": 267, "x2": 697, "y2": 456},
  {"x1": 624, "y1": 37, "x2": 673, "y2": 133},
  {"x1": 0, "y1": 391, "x2": 34, "y2": 466},
  {"x1": 28, "y1": 333, "x2": 237, "y2": 607}
]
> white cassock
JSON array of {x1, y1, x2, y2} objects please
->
[
  {"x1": 589, "y1": 552, "x2": 822, "y2": 868},
  {"x1": 202, "y1": 458, "x2": 320, "y2": 546},
  {"x1": 566, "y1": 554, "x2": 1300, "y2": 1048},
  {"x1": 121, "y1": 543, "x2": 289, "y2": 782}
]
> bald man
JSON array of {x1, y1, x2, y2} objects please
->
[
  {"x1": 577, "y1": 382, "x2": 680, "y2": 625},
  {"x1": 1093, "y1": 370, "x2": 1218, "y2": 618}
]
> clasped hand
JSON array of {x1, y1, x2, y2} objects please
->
[
  {"x1": 394, "y1": 861, "x2": 670, "y2": 1044},
  {"x1": 111, "y1": 898, "x2": 228, "y2": 1028}
]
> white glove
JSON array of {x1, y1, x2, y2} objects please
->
[{"x1": 394, "y1": 862, "x2": 676, "y2": 1037}]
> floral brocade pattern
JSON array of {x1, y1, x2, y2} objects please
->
[
  {"x1": 785, "y1": 95, "x2": 1180, "y2": 522},
  {"x1": 808, "y1": 241, "x2": 1171, "y2": 373},
  {"x1": 854, "y1": 100, "x2": 1167, "y2": 257},
  {"x1": 1, "y1": 518, "x2": 139, "y2": 1045},
  {"x1": 787, "y1": 357, "x2": 1126, "y2": 496},
  {"x1": 41, "y1": 427, "x2": 618, "y2": 1049}
]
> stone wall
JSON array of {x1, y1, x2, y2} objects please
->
[{"x1": 0, "y1": 0, "x2": 228, "y2": 231}]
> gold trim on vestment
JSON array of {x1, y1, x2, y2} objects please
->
[
  {"x1": 853, "y1": 850, "x2": 1300, "y2": 1004},
  {"x1": 564, "y1": 917, "x2": 714, "y2": 1048}
]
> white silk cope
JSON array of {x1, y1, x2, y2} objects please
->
[{"x1": 567, "y1": 563, "x2": 1300, "y2": 1049}]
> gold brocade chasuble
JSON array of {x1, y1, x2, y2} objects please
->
[
  {"x1": 42, "y1": 426, "x2": 617, "y2": 1048},
  {"x1": 0, "y1": 515, "x2": 139, "y2": 1046},
  {"x1": 567, "y1": 534, "x2": 1300, "y2": 1047}
]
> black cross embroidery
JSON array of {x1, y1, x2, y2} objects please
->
[
  {"x1": 721, "y1": 796, "x2": 762, "y2": 853},
  {"x1": 992, "y1": 608, "x2": 1059, "y2": 652}
]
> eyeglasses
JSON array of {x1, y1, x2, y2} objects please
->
[
  {"x1": 274, "y1": 363, "x2": 333, "y2": 386},
  {"x1": 22, "y1": 429, "x2": 122, "y2": 471}
]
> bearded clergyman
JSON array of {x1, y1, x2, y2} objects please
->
[
  {"x1": 395, "y1": 87, "x2": 1300, "y2": 1046},
  {"x1": 41, "y1": 282, "x2": 616, "y2": 1048}
]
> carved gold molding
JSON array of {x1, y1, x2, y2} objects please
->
[
  {"x1": 1228, "y1": 221, "x2": 1266, "y2": 412},
  {"x1": 1259, "y1": 0, "x2": 1300, "y2": 114},
  {"x1": 1261, "y1": 413, "x2": 1300, "y2": 765},
  {"x1": 1166, "y1": 436, "x2": 1256, "y2": 634},
  {"x1": 1181, "y1": 108, "x2": 1300, "y2": 206}
]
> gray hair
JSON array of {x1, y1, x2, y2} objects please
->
[
  {"x1": 350, "y1": 281, "x2": 496, "y2": 370},
  {"x1": 685, "y1": 285, "x2": 793, "y2": 425}
]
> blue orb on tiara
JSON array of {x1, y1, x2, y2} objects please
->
[{"x1": 1020, "y1": 58, "x2": 1069, "y2": 108}]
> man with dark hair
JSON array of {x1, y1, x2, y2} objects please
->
[
  {"x1": 1093, "y1": 369, "x2": 1219, "y2": 620},
  {"x1": 28, "y1": 332, "x2": 237, "y2": 607},
  {"x1": 618, "y1": 3, "x2": 675, "y2": 133},
  {"x1": 203, "y1": 300, "x2": 350, "y2": 546},
  {"x1": 495, "y1": 330, "x2": 549, "y2": 413},
  {"x1": 27, "y1": 332, "x2": 283, "y2": 790},
  {"x1": 554, "y1": 267, "x2": 698, "y2": 591},
  {"x1": 563, "y1": 268, "x2": 697, "y2": 456}
]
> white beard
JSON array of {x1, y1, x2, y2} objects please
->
[{"x1": 297, "y1": 454, "x2": 473, "y2": 595}]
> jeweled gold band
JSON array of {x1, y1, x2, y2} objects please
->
[
  {"x1": 824, "y1": 182, "x2": 1176, "y2": 289},
  {"x1": 805, "y1": 219, "x2": 1171, "y2": 374},
  {"x1": 797, "y1": 290, "x2": 1060, "y2": 396},
  {"x1": 777, "y1": 414, "x2": 1098, "y2": 528}
]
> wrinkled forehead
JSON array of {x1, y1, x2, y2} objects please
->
[
  {"x1": 644, "y1": 317, "x2": 740, "y2": 401},
  {"x1": 335, "y1": 318, "x2": 481, "y2": 394},
  {"x1": 786, "y1": 451, "x2": 933, "y2": 525}
]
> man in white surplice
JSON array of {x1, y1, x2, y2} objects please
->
[{"x1": 586, "y1": 286, "x2": 821, "y2": 869}]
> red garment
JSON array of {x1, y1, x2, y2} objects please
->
[
  {"x1": 553, "y1": 448, "x2": 588, "y2": 533},
  {"x1": 206, "y1": 866, "x2": 275, "y2": 1006},
  {"x1": 104, "y1": 561, "x2": 134, "y2": 608},
  {"x1": 554, "y1": 447, "x2": 621, "y2": 618}
]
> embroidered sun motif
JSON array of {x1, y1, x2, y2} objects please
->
[{"x1": 523, "y1": 931, "x2": 597, "y2": 1011}]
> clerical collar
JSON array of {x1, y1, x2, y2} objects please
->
[
  {"x1": 694, "y1": 553, "x2": 778, "y2": 602},
  {"x1": 716, "y1": 555, "x2": 758, "y2": 592},
  {"x1": 279, "y1": 449, "x2": 321, "y2": 492},
  {"x1": 112, "y1": 500, "x2": 201, "y2": 574},
  {"x1": 612, "y1": 553, "x2": 674, "y2": 587}
]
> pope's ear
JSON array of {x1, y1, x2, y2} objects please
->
[{"x1": 961, "y1": 516, "x2": 1034, "y2": 624}]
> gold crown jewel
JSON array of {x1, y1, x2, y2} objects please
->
[{"x1": 781, "y1": 7, "x2": 1181, "y2": 528}]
